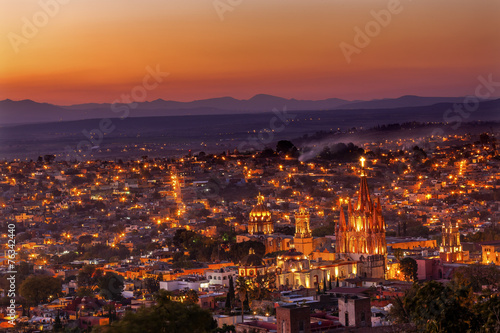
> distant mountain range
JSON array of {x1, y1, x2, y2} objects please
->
[
  {"x1": 1, "y1": 98, "x2": 499, "y2": 160},
  {"x1": 0, "y1": 95, "x2": 473, "y2": 125}
]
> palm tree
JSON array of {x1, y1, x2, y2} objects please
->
[
  {"x1": 235, "y1": 277, "x2": 251, "y2": 323},
  {"x1": 252, "y1": 272, "x2": 273, "y2": 300}
]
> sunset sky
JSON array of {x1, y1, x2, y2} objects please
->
[{"x1": 1, "y1": 0, "x2": 499, "y2": 104}]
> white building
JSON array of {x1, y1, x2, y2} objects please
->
[
  {"x1": 159, "y1": 276, "x2": 209, "y2": 291},
  {"x1": 205, "y1": 267, "x2": 238, "y2": 287}
]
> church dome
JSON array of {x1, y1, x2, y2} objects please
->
[
  {"x1": 250, "y1": 194, "x2": 271, "y2": 220},
  {"x1": 248, "y1": 194, "x2": 274, "y2": 235},
  {"x1": 240, "y1": 248, "x2": 264, "y2": 267},
  {"x1": 282, "y1": 248, "x2": 304, "y2": 259}
]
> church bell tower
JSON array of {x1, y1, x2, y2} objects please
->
[{"x1": 293, "y1": 208, "x2": 313, "y2": 256}]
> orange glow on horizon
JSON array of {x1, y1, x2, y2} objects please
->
[{"x1": 0, "y1": 0, "x2": 499, "y2": 104}]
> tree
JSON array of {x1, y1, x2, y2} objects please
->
[
  {"x1": 16, "y1": 261, "x2": 33, "y2": 282},
  {"x1": 144, "y1": 277, "x2": 160, "y2": 294},
  {"x1": 19, "y1": 275, "x2": 62, "y2": 305},
  {"x1": 276, "y1": 140, "x2": 296, "y2": 155},
  {"x1": 249, "y1": 272, "x2": 275, "y2": 301},
  {"x1": 311, "y1": 225, "x2": 335, "y2": 237},
  {"x1": 182, "y1": 289, "x2": 199, "y2": 304},
  {"x1": 480, "y1": 132, "x2": 490, "y2": 144},
  {"x1": 53, "y1": 314, "x2": 63, "y2": 332},
  {"x1": 43, "y1": 154, "x2": 55, "y2": 163},
  {"x1": 77, "y1": 265, "x2": 102, "y2": 287},
  {"x1": 235, "y1": 277, "x2": 251, "y2": 322},
  {"x1": 224, "y1": 293, "x2": 231, "y2": 314},
  {"x1": 243, "y1": 293, "x2": 250, "y2": 313},
  {"x1": 389, "y1": 295, "x2": 410, "y2": 327},
  {"x1": 76, "y1": 287, "x2": 94, "y2": 297},
  {"x1": 225, "y1": 276, "x2": 235, "y2": 313},
  {"x1": 98, "y1": 272, "x2": 124, "y2": 301},
  {"x1": 451, "y1": 264, "x2": 500, "y2": 292},
  {"x1": 100, "y1": 290, "x2": 216, "y2": 333},
  {"x1": 259, "y1": 148, "x2": 275, "y2": 158},
  {"x1": 215, "y1": 324, "x2": 236, "y2": 333},
  {"x1": 78, "y1": 234, "x2": 94, "y2": 246},
  {"x1": 474, "y1": 295, "x2": 500, "y2": 331},
  {"x1": 228, "y1": 276, "x2": 235, "y2": 304},
  {"x1": 390, "y1": 281, "x2": 476, "y2": 332},
  {"x1": 103, "y1": 303, "x2": 117, "y2": 323},
  {"x1": 399, "y1": 257, "x2": 418, "y2": 282}
]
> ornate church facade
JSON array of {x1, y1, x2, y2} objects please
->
[
  {"x1": 248, "y1": 193, "x2": 274, "y2": 235},
  {"x1": 440, "y1": 221, "x2": 469, "y2": 262},
  {"x1": 335, "y1": 158, "x2": 387, "y2": 278},
  {"x1": 237, "y1": 194, "x2": 293, "y2": 254}
]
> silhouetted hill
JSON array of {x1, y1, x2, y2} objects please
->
[
  {"x1": 0, "y1": 99, "x2": 70, "y2": 124},
  {"x1": 0, "y1": 95, "x2": 477, "y2": 125},
  {"x1": 338, "y1": 95, "x2": 469, "y2": 109}
]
